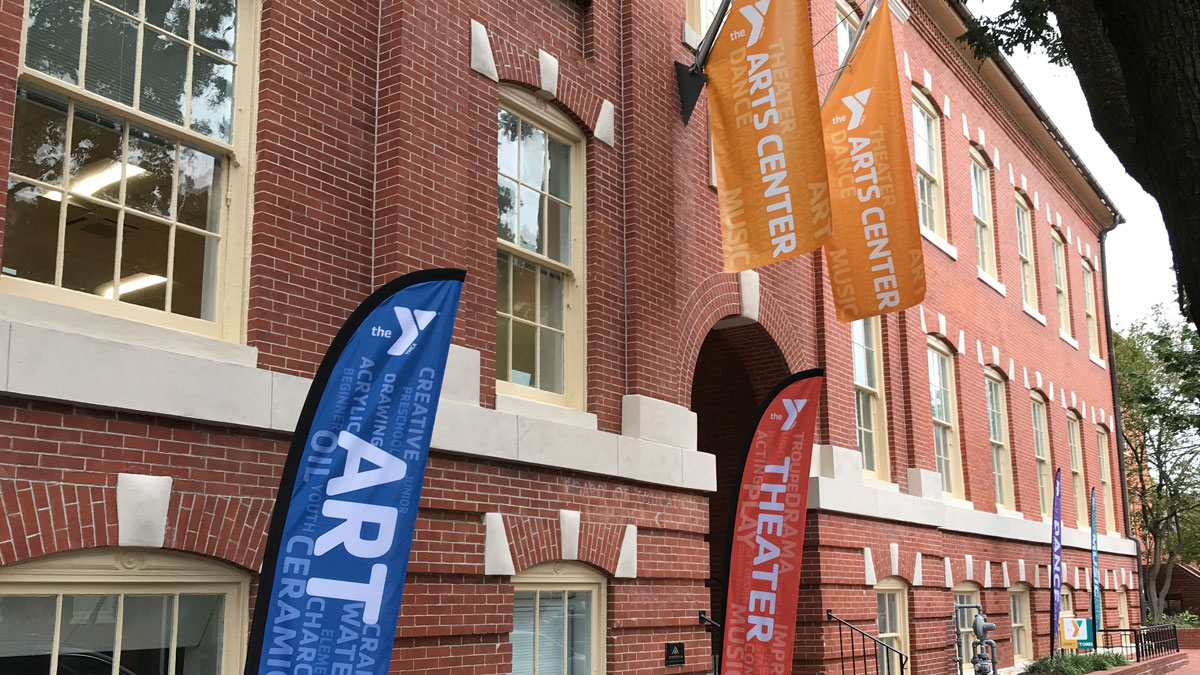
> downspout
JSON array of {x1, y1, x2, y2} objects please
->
[{"x1": 1100, "y1": 213, "x2": 1144, "y2": 622}]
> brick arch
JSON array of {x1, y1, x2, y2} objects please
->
[
  {"x1": 674, "y1": 272, "x2": 743, "y2": 406},
  {"x1": 491, "y1": 39, "x2": 604, "y2": 136},
  {"x1": 502, "y1": 514, "x2": 625, "y2": 577},
  {"x1": 0, "y1": 477, "x2": 269, "y2": 572}
]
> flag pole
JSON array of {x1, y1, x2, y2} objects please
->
[
  {"x1": 821, "y1": 0, "x2": 882, "y2": 109},
  {"x1": 675, "y1": 0, "x2": 734, "y2": 124}
]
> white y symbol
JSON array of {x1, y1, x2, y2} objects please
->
[
  {"x1": 841, "y1": 88, "x2": 873, "y2": 130},
  {"x1": 739, "y1": 0, "x2": 772, "y2": 47},
  {"x1": 389, "y1": 307, "x2": 437, "y2": 356},
  {"x1": 781, "y1": 399, "x2": 807, "y2": 431}
]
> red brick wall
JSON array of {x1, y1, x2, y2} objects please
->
[
  {"x1": 1158, "y1": 565, "x2": 1200, "y2": 614},
  {"x1": 1179, "y1": 628, "x2": 1200, "y2": 649}
]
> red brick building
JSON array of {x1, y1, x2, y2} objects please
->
[{"x1": 0, "y1": 0, "x2": 1139, "y2": 673}]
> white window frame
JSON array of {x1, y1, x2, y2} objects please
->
[
  {"x1": 496, "y1": 87, "x2": 587, "y2": 410},
  {"x1": 985, "y1": 369, "x2": 1014, "y2": 510},
  {"x1": 0, "y1": 548, "x2": 249, "y2": 675},
  {"x1": 928, "y1": 337, "x2": 964, "y2": 499},
  {"x1": 970, "y1": 148, "x2": 996, "y2": 279},
  {"x1": 835, "y1": 0, "x2": 861, "y2": 65},
  {"x1": 1117, "y1": 586, "x2": 1130, "y2": 633},
  {"x1": 1052, "y1": 230, "x2": 1071, "y2": 337},
  {"x1": 4, "y1": 0, "x2": 260, "y2": 343},
  {"x1": 510, "y1": 561, "x2": 606, "y2": 675},
  {"x1": 1015, "y1": 195, "x2": 1039, "y2": 312},
  {"x1": 1009, "y1": 584, "x2": 1033, "y2": 665},
  {"x1": 1031, "y1": 393, "x2": 1053, "y2": 519},
  {"x1": 1083, "y1": 261, "x2": 1100, "y2": 357},
  {"x1": 1098, "y1": 426, "x2": 1116, "y2": 533},
  {"x1": 875, "y1": 577, "x2": 908, "y2": 675},
  {"x1": 912, "y1": 90, "x2": 945, "y2": 239},
  {"x1": 1068, "y1": 412, "x2": 1087, "y2": 527},
  {"x1": 954, "y1": 583, "x2": 982, "y2": 675},
  {"x1": 854, "y1": 316, "x2": 889, "y2": 481}
]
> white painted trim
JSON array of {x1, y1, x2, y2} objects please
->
[
  {"x1": 681, "y1": 20, "x2": 702, "y2": 50},
  {"x1": 913, "y1": 553, "x2": 923, "y2": 586},
  {"x1": 1023, "y1": 305, "x2": 1048, "y2": 326},
  {"x1": 892, "y1": 0, "x2": 911, "y2": 22},
  {"x1": 1090, "y1": 354, "x2": 1107, "y2": 369},
  {"x1": 594, "y1": 100, "x2": 615, "y2": 146},
  {"x1": 560, "y1": 509, "x2": 581, "y2": 560},
  {"x1": 864, "y1": 548, "x2": 877, "y2": 585},
  {"x1": 469, "y1": 20, "x2": 499, "y2": 82},
  {"x1": 1060, "y1": 331, "x2": 1080, "y2": 350},
  {"x1": 116, "y1": 473, "x2": 172, "y2": 548},
  {"x1": 922, "y1": 228, "x2": 959, "y2": 259},
  {"x1": 738, "y1": 270, "x2": 760, "y2": 323},
  {"x1": 977, "y1": 270, "x2": 1007, "y2": 297},
  {"x1": 890, "y1": 542, "x2": 900, "y2": 577},
  {"x1": 622, "y1": 395, "x2": 697, "y2": 450},
  {"x1": 497, "y1": 393, "x2": 597, "y2": 430},
  {"x1": 483, "y1": 513, "x2": 516, "y2": 576},
  {"x1": 537, "y1": 50, "x2": 559, "y2": 99},
  {"x1": 614, "y1": 525, "x2": 638, "y2": 578}
]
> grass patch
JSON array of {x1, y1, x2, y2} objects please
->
[{"x1": 1022, "y1": 652, "x2": 1131, "y2": 674}]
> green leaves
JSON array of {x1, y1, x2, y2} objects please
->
[{"x1": 958, "y1": 0, "x2": 1070, "y2": 65}]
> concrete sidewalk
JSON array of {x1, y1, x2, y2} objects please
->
[{"x1": 1175, "y1": 650, "x2": 1200, "y2": 673}]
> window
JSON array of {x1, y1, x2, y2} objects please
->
[
  {"x1": 985, "y1": 371, "x2": 1014, "y2": 509},
  {"x1": 1068, "y1": 413, "x2": 1086, "y2": 527},
  {"x1": 1060, "y1": 584, "x2": 1076, "y2": 654},
  {"x1": 496, "y1": 89, "x2": 586, "y2": 408},
  {"x1": 2, "y1": 0, "x2": 252, "y2": 339},
  {"x1": 1016, "y1": 196, "x2": 1038, "y2": 311},
  {"x1": 913, "y1": 91, "x2": 945, "y2": 238},
  {"x1": 1083, "y1": 262, "x2": 1100, "y2": 357},
  {"x1": 836, "y1": 0, "x2": 861, "y2": 64},
  {"x1": 511, "y1": 562, "x2": 605, "y2": 675},
  {"x1": 1053, "y1": 231, "x2": 1071, "y2": 335},
  {"x1": 954, "y1": 583, "x2": 981, "y2": 674},
  {"x1": 1010, "y1": 585, "x2": 1032, "y2": 664},
  {"x1": 1117, "y1": 586, "x2": 1130, "y2": 631},
  {"x1": 1031, "y1": 394, "x2": 1053, "y2": 518},
  {"x1": 1098, "y1": 427, "x2": 1116, "y2": 532},
  {"x1": 687, "y1": 0, "x2": 722, "y2": 35},
  {"x1": 928, "y1": 340, "x2": 963, "y2": 497},
  {"x1": 875, "y1": 578, "x2": 908, "y2": 675},
  {"x1": 971, "y1": 149, "x2": 996, "y2": 278},
  {"x1": 0, "y1": 548, "x2": 248, "y2": 675},
  {"x1": 854, "y1": 317, "x2": 888, "y2": 479}
]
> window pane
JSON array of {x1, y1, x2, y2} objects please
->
[
  {"x1": 547, "y1": 137, "x2": 571, "y2": 202},
  {"x1": 518, "y1": 187, "x2": 543, "y2": 254},
  {"x1": 190, "y1": 51, "x2": 235, "y2": 143},
  {"x1": 177, "y1": 146, "x2": 221, "y2": 232},
  {"x1": 120, "y1": 595, "x2": 174, "y2": 675},
  {"x1": 126, "y1": 127, "x2": 176, "y2": 218},
  {"x1": 11, "y1": 86, "x2": 69, "y2": 184},
  {"x1": 194, "y1": 0, "x2": 238, "y2": 59},
  {"x1": 498, "y1": 177, "x2": 518, "y2": 243},
  {"x1": 540, "y1": 268, "x2": 563, "y2": 329},
  {"x1": 546, "y1": 199, "x2": 569, "y2": 264},
  {"x1": 497, "y1": 252, "x2": 511, "y2": 313},
  {"x1": 2, "y1": 180, "x2": 61, "y2": 284},
  {"x1": 971, "y1": 163, "x2": 987, "y2": 220},
  {"x1": 175, "y1": 595, "x2": 223, "y2": 675},
  {"x1": 140, "y1": 31, "x2": 189, "y2": 125},
  {"x1": 512, "y1": 592, "x2": 535, "y2": 675},
  {"x1": 511, "y1": 257, "x2": 536, "y2": 321},
  {"x1": 62, "y1": 200, "x2": 118, "y2": 295},
  {"x1": 120, "y1": 211, "x2": 170, "y2": 310},
  {"x1": 146, "y1": 0, "x2": 191, "y2": 38},
  {"x1": 498, "y1": 110, "x2": 519, "y2": 178},
  {"x1": 172, "y1": 229, "x2": 219, "y2": 320},
  {"x1": 26, "y1": 0, "x2": 84, "y2": 85},
  {"x1": 540, "y1": 328, "x2": 563, "y2": 394},
  {"x1": 511, "y1": 321, "x2": 536, "y2": 387},
  {"x1": 69, "y1": 107, "x2": 124, "y2": 204},
  {"x1": 567, "y1": 591, "x2": 591, "y2": 675},
  {"x1": 856, "y1": 389, "x2": 875, "y2": 470},
  {"x1": 496, "y1": 316, "x2": 510, "y2": 381},
  {"x1": 519, "y1": 122, "x2": 546, "y2": 190},
  {"x1": 0, "y1": 595, "x2": 56, "y2": 673},
  {"x1": 537, "y1": 591, "x2": 565, "y2": 675},
  {"x1": 84, "y1": 5, "x2": 138, "y2": 107},
  {"x1": 58, "y1": 595, "x2": 118, "y2": 664}
]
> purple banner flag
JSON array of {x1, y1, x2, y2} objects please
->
[
  {"x1": 1051, "y1": 469, "x2": 1063, "y2": 653},
  {"x1": 1091, "y1": 488, "x2": 1102, "y2": 641}
]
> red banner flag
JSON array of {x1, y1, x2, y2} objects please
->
[{"x1": 721, "y1": 370, "x2": 823, "y2": 675}]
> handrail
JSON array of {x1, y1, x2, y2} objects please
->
[{"x1": 827, "y1": 609, "x2": 910, "y2": 674}]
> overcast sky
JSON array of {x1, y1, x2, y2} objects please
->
[{"x1": 971, "y1": 0, "x2": 1182, "y2": 331}]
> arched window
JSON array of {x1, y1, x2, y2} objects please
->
[
  {"x1": 1015, "y1": 193, "x2": 1039, "y2": 312},
  {"x1": 953, "y1": 582, "x2": 982, "y2": 674},
  {"x1": 1030, "y1": 391, "x2": 1053, "y2": 517},
  {"x1": 1052, "y1": 229, "x2": 1072, "y2": 336},
  {"x1": 875, "y1": 577, "x2": 909, "y2": 674},
  {"x1": 912, "y1": 89, "x2": 945, "y2": 239},
  {"x1": 1117, "y1": 585, "x2": 1131, "y2": 645},
  {"x1": 854, "y1": 316, "x2": 888, "y2": 480},
  {"x1": 0, "y1": 548, "x2": 249, "y2": 675},
  {"x1": 1009, "y1": 583, "x2": 1033, "y2": 665},
  {"x1": 1097, "y1": 426, "x2": 1116, "y2": 532},
  {"x1": 511, "y1": 561, "x2": 606, "y2": 675},
  {"x1": 1067, "y1": 410, "x2": 1086, "y2": 527},
  {"x1": 970, "y1": 146, "x2": 996, "y2": 279},
  {"x1": 985, "y1": 368, "x2": 1014, "y2": 509},
  {"x1": 928, "y1": 336, "x2": 963, "y2": 498}
]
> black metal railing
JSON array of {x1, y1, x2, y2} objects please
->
[
  {"x1": 827, "y1": 609, "x2": 909, "y2": 674},
  {"x1": 1083, "y1": 625, "x2": 1180, "y2": 662}
]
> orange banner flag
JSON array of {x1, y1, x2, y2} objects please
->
[
  {"x1": 821, "y1": 0, "x2": 926, "y2": 321},
  {"x1": 707, "y1": 0, "x2": 832, "y2": 272}
]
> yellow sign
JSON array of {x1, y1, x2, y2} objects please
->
[
  {"x1": 821, "y1": 0, "x2": 926, "y2": 321},
  {"x1": 708, "y1": 0, "x2": 832, "y2": 272}
]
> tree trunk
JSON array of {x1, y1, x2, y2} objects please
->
[{"x1": 1051, "y1": 0, "x2": 1200, "y2": 323}]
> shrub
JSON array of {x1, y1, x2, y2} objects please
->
[
  {"x1": 1022, "y1": 652, "x2": 1131, "y2": 674},
  {"x1": 1160, "y1": 611, "x2": 1200, "y2": 628}
]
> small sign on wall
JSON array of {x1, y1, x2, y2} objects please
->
[{"x1": 665, "y1": 642, "x2": 685, "y2": 666}]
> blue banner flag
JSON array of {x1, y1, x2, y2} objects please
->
[
  {"x1": 244, "y1": 269, "x2": 465, "y2": 675},
  {"x1": 1091, "y1": 488, "x2": 1102, "y2": 641},
  {"x1": 1051, "y1": 469, "x2": 1063, "y2": 653}
]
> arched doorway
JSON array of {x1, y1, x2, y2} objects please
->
[{"x1": 690, "y1": 318, "x2": 791, "y2": 666}]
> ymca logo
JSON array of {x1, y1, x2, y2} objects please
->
[
  {"x1": 389, "y1": 307, "x2": 437, "y2": 356},
  {"x1": 781, "y1": 399, "x2": 807, "y2": 431},
  {"x1": 739, "y1": 0, "x2": 772, "y2": 47},
  {"x1": 841, "y1": 89, "x2": 872, "y2": 130}
]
